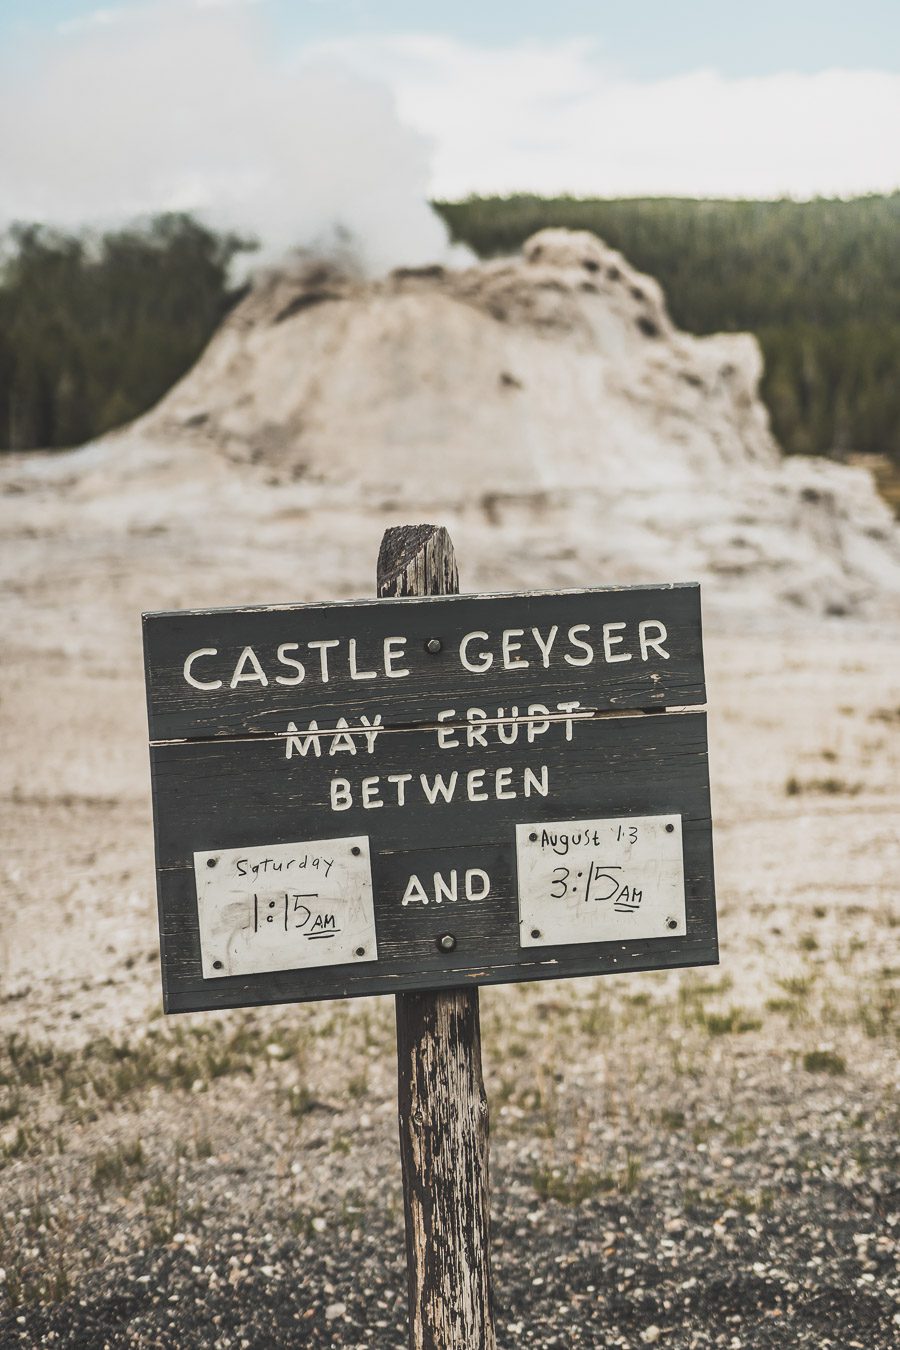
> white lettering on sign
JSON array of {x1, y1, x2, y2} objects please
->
[
  {"x1": 194, "y1": 836, "x2": 377, "y2": 979},
  {"x1": 183, "y1": 648, "x2": 222, "y2": 690},
  {"x1": 179, "y1": 620, "x2": 670, "y2": 693},
  {"x1": 275, "y1": 643, "x2": 305, "y2": 685},
  {"x1": 400, "y1": 868, "x2": 491, "y2": 907},
  {"x1": 516, "y1": 814, "x2": 686, "y2": 947},
  {"x1": 430, "y1": 703, "x2": 588, "y2": 748},
  {"x1": 284, "y1": 715, "x2": 384, "y2": 758},
  {"x1": 329, "y1": 765, "x2": 549, "y2": 812}
]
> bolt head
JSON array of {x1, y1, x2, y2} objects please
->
[
  {"x1": 530, "y1": 928, "x2": 541, "y2": 940},
  {"x1": 437, "y1": 933, "x2": 456, "y2": 953},
  {"x1": 528, "y1": 832, "x2": 538, "y2": 842},
  {"x1": 425, "y1": 638, "x2": 442, "y2": 654},
  {"x1": 666, "y1": 917, "x2": 678, "y2": 930},
  {"x1": 355, "y1": 946, "x2": 366, "y2": 958},
  {"x1": 206, "y1": 857, "x2": 217, "y2": 868}
]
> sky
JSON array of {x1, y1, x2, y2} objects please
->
[
  {"x1": 0, "y1": 0, "x2": 897, "y2": 266},
  {"x1": 5, "y1": 0, "x2": 900, "y2": 79}
]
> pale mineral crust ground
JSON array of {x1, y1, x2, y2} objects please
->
[{"x1": 0, "y1": 231, "x2": 897, "y2": 1348}]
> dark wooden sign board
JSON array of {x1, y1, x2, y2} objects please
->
[{"x1": 144, "y1": 580, "x2": 717, "y2": 1015}]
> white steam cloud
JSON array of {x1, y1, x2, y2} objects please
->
[{"x1": 0, "y1": 2, "x2": 454, "y2": 274}]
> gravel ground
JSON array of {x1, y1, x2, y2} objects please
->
[
  {"x1": 1, "y1": 449, "x2": 898, "y2": 1347},
  {"x1": 0, "y1": 967, "x2": 895, "y2": 1349}
]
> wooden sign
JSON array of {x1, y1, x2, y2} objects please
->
[{"x1": 144, "y1": 583, "x2": 716, "y2": 1013}]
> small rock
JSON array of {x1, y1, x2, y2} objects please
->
[{"x1": 325, "y1": 1302, "x2": 346, "y2": 1321}]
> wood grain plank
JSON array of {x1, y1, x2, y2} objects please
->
[
  {"x1": 143, "y1": 583, "x2": 705, "y2": 743},
  {"x1": 151, "y1": 709, "x2": 716, "y2": 1012}
]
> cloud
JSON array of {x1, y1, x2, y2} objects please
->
[
  {"x1": 0, "y1": 1, "x2": 453, "y2": 273},
  {"x1": 1, "y1": 7, "x2": 896, "y2": 280},
  {"x1": 309, "y1": 34, "x2": 900, "y2": 200}
]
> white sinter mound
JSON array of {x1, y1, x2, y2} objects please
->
[{"x1": 4, "y1": 227, "x2": 900, "y2": 619}]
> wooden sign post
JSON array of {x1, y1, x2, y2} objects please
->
[
  {"x1": 378, "y1": 526, "x2": 495, "y2": 1349},
  {"x1": 142, "y1": 523, "x2": 718, "y2": 1347}
]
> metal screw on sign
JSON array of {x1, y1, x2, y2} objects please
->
[
  {"x1": 425, "y1": 637, "x2": 442, "y2": 654},
  {"x1": 437, "y1": 933, "x2": 457, "y2": 953}
]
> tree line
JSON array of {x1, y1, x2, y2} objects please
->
[
  {"x1": 0, "y1": 214, "x2": 251, "y2": 451},
  {"x1": 0, "y1": 195, "x2": 898, "y2": 464}
]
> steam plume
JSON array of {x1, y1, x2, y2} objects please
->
[{"x1": 0, "y1": 1, "x2": 455, "y2": 274}]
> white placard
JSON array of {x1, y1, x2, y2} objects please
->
[
  {"x1": 194, "y1": 836, "x2": 377, "y2": 979},
  {"x1": 516, "y1": 814, "x2": 686, "y2": 947}
]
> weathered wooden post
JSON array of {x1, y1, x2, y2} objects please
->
[
  {"x1": 144, "y1": 525, "x2": 718, "y2": 1348},
  {"x1": 377, "y1": 525, "x2": 496, "y2": 1350}
]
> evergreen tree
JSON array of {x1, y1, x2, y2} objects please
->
[{"x1": 0, "y1": 215, "x2": 253, "y2": 451}]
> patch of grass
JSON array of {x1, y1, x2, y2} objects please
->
[
  {"x1": 658, "y1": 1108, "x2": 685, "y2": 1130},
  {"x1": 0, "y1": 1019, "x2": 311, "y2": 1122},
  {"x1": 726, "y1": 1118, "x2": 761, "y2": 1147},
  {"x1": 777, "y1": 975, "x2": 814, "y2": 998},
  {"x1": 698, "y1": 1007, "x2": 762, "y2": 1036},
  {"x1": 802, "y1": 1049, "x2": 846, "y2": 1075},
  {"x1": 143, "y1": 1173, "x2": 181, "y2": 1245},
  {"x1": 337, "y1": 1188, "x2": 368, "y2": 1232},
  {"x1": 856, "y1": 989, "x2": 897, "y2": 1039},
  {"x1": 765, "y1": 997, "x2": 800, "y2": 1015},
  {"x1": 786, "y1": 775, "x2": 862, "y2": 796},
  {"x1": 143, "y1": 1167, "x2": 202, "y2": 1246},
  {"x1": 799, "y1": 934, "x2": 819, "y2": 953},
  {"x1": 728, "y1": 1187, "x2": 774, "y2": 1214},
  {"x1": 678, "y1": 974, "x2": 733, "y2": 1007},
  {"x1": 347, "y1": 1071, "x2": 368, "y2": 1101},
  {"x1": 284, "y1": 1084, "x2": 319, "y2": 1119},
  {"x1": 0, "y1": 1202, "x2": 72, "y2": 1308},
  {"x1": 578, "y1": 1001, "x2": 615, "y2": 1037},
  {"x1": 492, "y1": 1076, "x2": 516, "y2": 1109},
  {"x1": 533, "y1": 1151, "x2": 641, "y2": 1204},
  {"x1": 1, "y1": 1251, "x2": 70, "y2": 1309},
  {"x1": 532, "y1": 1166, "x2": 616, "y2": 1204},
  {"x1": 622, "y1": 1153, "x2": 642, "y2": 1192},
  {"x1": 0, "y1": 1092, "x2": 21, "y2": 1123},
  {"x1": 1, "y1": 1125, "x2": 33, "y2": 1163},
  {"x1": 91, "y1": 1138, "x2": 145, "y2": 1195},
  {"x1": 0, "y1": 1036, "x2": 55, "y2": 1089}
]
